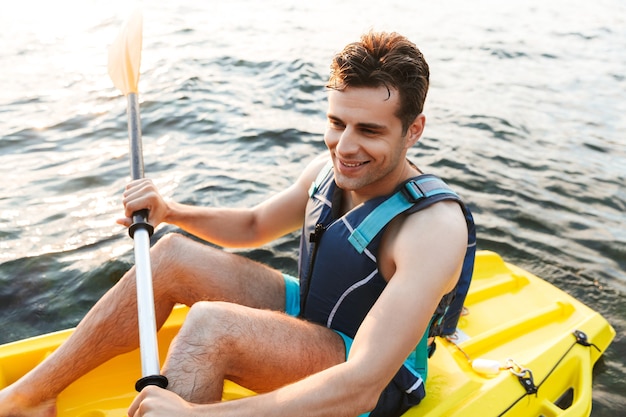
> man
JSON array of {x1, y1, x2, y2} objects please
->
[{"x1": 1, "y1": 31, "x2": 474, "y2": 417}]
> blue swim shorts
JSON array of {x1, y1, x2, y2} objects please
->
[
  {"x1": 283, "y1": 273, "x2": 301, "y2": 317},
  {"x1": 283, "y1": 274, "x2": 354, "y2": 359}
]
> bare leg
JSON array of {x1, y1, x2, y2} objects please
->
[
  {"x1": 0, "y1": 233, "x2": 287, "y2": 416},
  {"x1": 162, "y1": 301, "x2": 346, "y2": 404}
]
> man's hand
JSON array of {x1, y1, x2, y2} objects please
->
[
  {"x1": 117, "y1": 178, "x2": 169, "y2": 229},
  {"x1": 128, "y1": 386, "x2": 198, "y2": 417}
]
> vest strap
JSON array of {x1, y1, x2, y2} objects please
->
[
  {"x1": 309, "y1": 161, "x2": 334, "y2": 197},
  {"x1": 348, "y1": 176, "x2": 459, "y2": 253}
]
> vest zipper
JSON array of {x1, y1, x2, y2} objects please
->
[{"x1": 301, "y1": 223, "x2": 325, "y2": 316}]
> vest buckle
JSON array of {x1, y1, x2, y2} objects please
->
[{"x1": 402, "y1": 180, "x2": 426, "y2": 203}]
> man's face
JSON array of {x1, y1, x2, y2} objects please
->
[{"x1": 324, "y1": 86, "x2": 417, "y2": 200}]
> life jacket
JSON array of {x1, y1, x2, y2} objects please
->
[{"x1": 297, "y1": 162, "x2": 476, "y2": 413}]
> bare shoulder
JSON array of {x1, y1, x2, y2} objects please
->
[
  {"x1": 251, "y1": 154, "x2": 330, "y2": 238},
  {"x1": 386, "y1": 200, "x2": 467, "y2": 249},
  {"x1": 380, "y1": 200, "x2": 468, "y2": 291},
  {"x1": 409, "y1": 199, "x2": 467, "y2": 235},
  {"x1": 294, "y1": 153, "x2": 331, "y2": 190}
]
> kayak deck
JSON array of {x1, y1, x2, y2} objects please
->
[
  {"x1": 0, "y1": 251, "x2": 614, "y2": 416},
  {"x1": 409, "y1": 251, "x2": 614, "y2": 416}
]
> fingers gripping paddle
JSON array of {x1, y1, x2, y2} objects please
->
[{"x1": 108, "y1": 9, "x2": 168, "y2": 392}]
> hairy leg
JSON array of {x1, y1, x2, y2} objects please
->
[
  {"x1": 0, "y1": 233, "x2": 286, "y2": 416},
  {"x1": 163, "y1": 301, "x2": 345, "y2": 404}
]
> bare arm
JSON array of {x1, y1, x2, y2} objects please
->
[
  {"x1": 347, "y1": 201, "x2": 468, "y2": 384},
  {"x1": 118, "y1": 155, "x2": 329, "y2": 248},
  {"x1": 129, "y1": 200, "x2": 469, "y2": 417}
]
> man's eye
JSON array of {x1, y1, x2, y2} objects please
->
[{"x1": 329, "y1": 120, "x2": 344, "y2": 129}]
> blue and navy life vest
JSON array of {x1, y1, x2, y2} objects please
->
[{"x1": 297, "y1": 162, "x2": 476, "y2": 414}]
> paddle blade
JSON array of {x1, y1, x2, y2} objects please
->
[{"x1": 108, "y1": 8, "x2": 143, "y2": 95}]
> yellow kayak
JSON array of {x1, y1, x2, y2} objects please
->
[{"x1": 0, "y1": 251, "x2": 614, "y2": 416}]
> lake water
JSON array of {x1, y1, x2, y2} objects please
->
[{"x1": 0, "y1": 0, "x2": 624, "y2": 414}]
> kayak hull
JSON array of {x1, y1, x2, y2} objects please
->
[{"x1": 0, "y1": 251, "x2": 614, "y2": 416}]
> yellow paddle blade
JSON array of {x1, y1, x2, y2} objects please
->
[{"x1": 108, "y1": 8, "x2": 143, "y2": 95}]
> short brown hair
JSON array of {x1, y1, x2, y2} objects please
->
[{"x1": 327, "y1": 31, "x2": 430, "y2": 134}]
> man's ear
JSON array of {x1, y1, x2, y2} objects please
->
[{"x1": 405, "y1": 113, "x2": 426, "y2": 149}]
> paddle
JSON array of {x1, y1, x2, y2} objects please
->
[{"x1": 108, "y1": 9, "x2": 168, "y2": 392}]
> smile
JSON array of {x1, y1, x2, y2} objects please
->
[{"x1": 340, "y1": 160, "x2": 368, "y2": 168}]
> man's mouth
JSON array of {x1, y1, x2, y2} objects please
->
[{"x1": 340, "y1": 160, "x2": 368, "y2": 168}]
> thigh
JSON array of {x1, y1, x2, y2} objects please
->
[
  {"x1": 154, "y1": 233, "x2": 287, "y2": 311},
  {"x1": 172, "y1": 301, "x2": 346, "y2": 394}
]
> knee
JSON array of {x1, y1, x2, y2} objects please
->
[
  {"x1": 151, "y1": 233, "x2": 223, "y2": 273},
  {"x1": 152, "y1": 232, "x2": 188, "y2": 259},
  {"x1": 150, "y1": 233, "x2": 203, "y2": 278},
  {"x1": 185, "y1": 301, "x2": 242, "y2": 327},
  {"x1": 172, "y1": 302, "x2": 249, "y2": 367},
  {"x1": 179, "y1": 301, "x2": 244, "y2": 344}
]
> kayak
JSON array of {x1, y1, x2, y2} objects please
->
[{"x1": 0, "y1": 250, "x2": 614, "y2": 416}]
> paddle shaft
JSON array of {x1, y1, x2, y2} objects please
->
[
  {"x1": 126, "y1": 93, "x2": 165, "y2": 387},
  {"x1": 127, "y1": 93, "x2": 145, "y2": 183}
]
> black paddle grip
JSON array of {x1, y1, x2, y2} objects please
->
[
  {"x1": 135, "y1": 374, "x2": 169, "y2": 392},
  {"x1": 129, "y1": 209, "x2": 154, "y2": 239}
]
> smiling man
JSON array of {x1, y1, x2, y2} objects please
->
[{"x1": 1, "y1": 31, "x2": 475, "y2": 417}]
